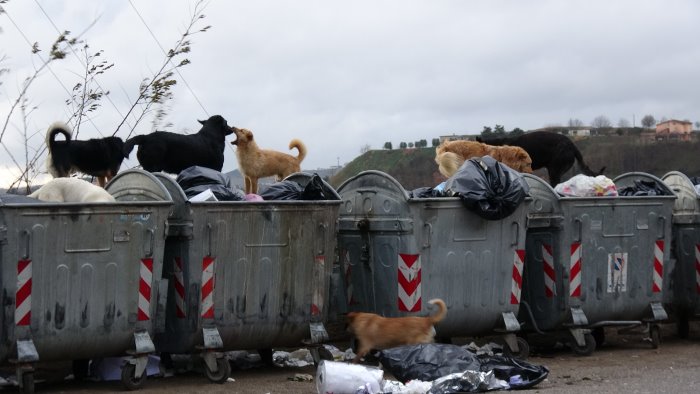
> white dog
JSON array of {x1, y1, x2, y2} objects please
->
[{"x1": 29, "y1": 177, "x2": 116, "y2": 203}]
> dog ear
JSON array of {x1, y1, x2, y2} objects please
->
[{"x1": 198, "y1": 119, "x2": 206, "y2": 125}]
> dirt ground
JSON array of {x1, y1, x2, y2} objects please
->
[{"x1": 2, "y1": 321, "x2": 700, "y2": 393}]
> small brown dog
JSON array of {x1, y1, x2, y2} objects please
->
[
  {"x1": 435, "y1": 140, "x2": 533, "y2": 178},
  {"x1": 346, "y1": 298, "x2": 447, "y2": 363},
  {"x1": 230, "y1": 127, "x2": 307, "y2": 194}
]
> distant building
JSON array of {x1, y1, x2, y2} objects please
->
[
  {"x1": 438, "y1": 134, "x2": 478, "y2": 143},
  {"x1": 655, "y1": 119, "x2": 692, "y2": 141}
]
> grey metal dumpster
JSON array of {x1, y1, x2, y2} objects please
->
[
  {"x1": 334, "y1": 170, "x2": 530, "y2": 358},
  {"x1": 0, "y1": 169, "x2": 173, "y2": 392},
  {"x1": 520, "y1": 172, "x2": 675, "y2": 355},
  {"x1": 152, "y1": 172, "x2": 341, "y2": 383},
  {"x1": 661, "y1": 171, "x2": 700, "y2": 338}
]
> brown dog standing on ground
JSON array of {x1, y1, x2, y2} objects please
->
[
  {"x1": 346, "y1": 298, "x2": 447, "y2": 363},
  {"x1": 435, "y1": 139, "x2": 533, "y2": 178},
  {"x1": 230, "y1": 127, "x2": 307, "y2": 194}
]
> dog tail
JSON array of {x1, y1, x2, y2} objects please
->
[
  {"x1": 122, "y1": 135, "x2": 145, "y2": 158},
  {"x1": 289, "y1": 139, "x2": 307, "y2": 164},
  {"x1": 46, "y1": 122, "x2": 72, "y2": 151},
  {"x1": 428, "y1": 299, "x2": 447, "y2": 324},
  {"x1": 435, "y1": 151, "x2": 464, "y2": 178},
  {"x1": 572, "y1": 146, "x2": 601, "y2": 176}
]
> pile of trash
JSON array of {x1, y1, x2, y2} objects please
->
[{"x1": 316, "y1": 343, "x2": 548, "y2": 394}]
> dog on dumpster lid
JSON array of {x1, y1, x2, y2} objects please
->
[
  {"x1": 230, "y1": 126, "x2": 307, "y2": 194},
  {"x1": 123, "y1": 115, "x2": 234, "y2": 174},
  {"x1": 435, "y1": 139, "x2": 533, "y2": 178},
  {"x1": 346, "y1": 298, "x2": 447, "y2": 363},
  {"x1": 29, "y1": 177, "x2": 116, "y2": 203},
  {"x1": 45, "y1": 122, "x2": 127, "y2": 187},
  {"x1": 476, "y1": 131, "x2": 606, "y2": 186}
]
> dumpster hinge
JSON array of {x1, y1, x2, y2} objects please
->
[
  {"x1": 648, "y1": 302, "x2": 668, "y2": 321},
  {"x1": 155, "y1": 279, "x2": 169, "y2": 333},
  {"x1": 500, "y1": 311, "x2": 521, "y2": 332},
  {"x1": 202, "y1": 326, "x2": 224, "y2": 350},
  {"x1": 16, "y1": 339, "x2": 39, "y2": 363},
  {"x1": 306, "y1": 322, "x2": 329, "y2": 344},
  {"x1": 133, "y1": 330, "x2": 155, "y2": 354},
  {"x1": 569, "y1": 307, "x2": 589, "y2": 326}
]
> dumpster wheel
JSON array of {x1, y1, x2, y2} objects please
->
[
  {"x1": 649, "y1": 325, "x2": 661, "y2": 349},
  {"x1": 20, "y1": 372, "x2": 34, "y2": 394},
  {"x1": 121, "y1": 363, "x2": 147, "y2": 390},
  {"x1": 204, "y1": 357, "x2": 231, "y2": 384},
  {"x1": 503, "y1": 337, "x2": 530, "y2": 359},
  {"x1": 570, "y1": 333, "x2": 596, "y2": 356}
]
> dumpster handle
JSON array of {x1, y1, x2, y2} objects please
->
[
  {"x1": 573, "y1": 218, "x2": 582, "y2": 242},
  {"x1": 145, "y1": 229, "x2": 155, "y2": 257},
  {"x1": 511, "y1": 222, "x2": 519, "y2": 246},
  {"x1": 21, "y1": 230, "x2": 30, "y2": 259},
  {"x1": 207, "y1": 223, "x2": 213, "y2": 256},
  {"x1": 422, "y1": 223, "x2": 432, "y2": 248},
  {"x1": 658, "y1": 216, "x2": 666, "y2": 239}
]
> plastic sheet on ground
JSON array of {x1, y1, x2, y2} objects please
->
[{"x1": 378, "y1": 343, "x2": 548, "y2": 392}]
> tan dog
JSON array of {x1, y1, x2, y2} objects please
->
[
  {"x1": 230, "y1": 127, "x2": 307, "y2": 194},
  {"x1": 346, "y1": 298, "x2": 447, "y2": 363},
  {"x1": 435, "y1": 140, "x2": 533, "y2": 178},
  {"x1": 29, "y1": 177, "x2": 116, "y2": 203}
]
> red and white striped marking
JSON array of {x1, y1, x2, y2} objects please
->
[
  {"x1": 652, "y1": 240, "x2": 664, "y2": 293},
  {"x1": 695, "y1": 244, "x2": 700, "y2": 294},
  {"x1": 15, "y1": 259, "x2": 32, "y2": 326},
  {"x1": 201, "y1": 256, "x2": 215, "y2": 319},
  {"x1": 570, "y1": 243, "x2": 582, "y2": 297},
  {"x1": 510, "y1": 250, "x2": 525, "y2": 304},
  {"x1": 398, "y1": 253, "x2": 421, "y2": 312},
  {"x1": 173, "y1": 257, "x2": 186, "y2": 318},
  {"x1": 138, "y1": 258, "x2": 153, "y2": 321},
  {"x1": 542, "y1": 244, "x2": 556, "y2": 298},
  {"x1": 311, "y1": 256, "x2": 325, "y2": 316}
]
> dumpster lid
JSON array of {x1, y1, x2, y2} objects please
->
[
  {"x1": 662, "y1": 171, "x2": 700, "y2": 223},
  {"x1": 613, "y1": 172, "x2": 675, "y2": 197},
  {"x1": 337, "y1": 170, "x2": 410, "y2": 202},
  {"x1": 152, "y1": 172, "x2": 191, "y2": 221},
  {"x1": 522, "y1": 173, "x2": 563, "y2": 222},
  {"x1": 283, "y1": 172, "x2": 341, "y2": 200},
  {"x1": 105, "y1": 169, "x2": 173, "y2": 202}
]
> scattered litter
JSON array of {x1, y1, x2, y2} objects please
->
[
  {"x1": 273, "y1": 348, "x2": 314, "y2": 367},
  {"x1": 322, "y1": 344, "x2": 356, "y2": 362},
  {"x1": 226, "y1": 377, "x2": 236, "y2": 383},
  {"x1": 288, "y1": 373, "x2": 313, "y2": 382},
  {"x1": 227, "y1": 350, "x2": 264, "y2": 370},
  {"x1": 91, "y1": 355, "x2": 162, "y2": 381}
]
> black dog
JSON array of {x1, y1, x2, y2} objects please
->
[
  {"x1": 123, "y1": 115, "x2": 233, "y2": 174},
  {"x1": 46, "y1": 122, "x2": 127, "y2": 187},
  {"x1": 477, "y1": 131, "x2": 605, "y2": 186}
]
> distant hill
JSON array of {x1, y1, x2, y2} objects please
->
[{"x1": 329, "y1": 137, "x2": 700, "y2": 191}]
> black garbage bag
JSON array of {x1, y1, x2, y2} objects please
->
[
  {"x1": 618, "y1": 179, "x2": 670, "y2": 196},
  {"x1": 409, "y1": 186, "x2": 449, "y2": 198},
  {"x1": 260, "y1": 174, "x2": 338, "y2": 201},
  {"x1": 444, "y1": 156, "x2": 529, "y2": 220},
  {"x1": 379, "y1": 343, "x2": 481, "y2": 383},
  {"x1": 176, "y1": 166, "x2": 245, "y2": 201},
  {"x1": 301, "y1": 174, "x2": 340, "y2": 200},
  {"x1": 379, "y1": 343, "x2": 548, "y2": 392}
]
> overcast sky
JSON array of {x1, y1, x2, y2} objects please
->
[{"x1": 1, "y1": 0, "x2": 699, "y2": 188}]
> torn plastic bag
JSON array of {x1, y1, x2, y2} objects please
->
[
  {"x1": 176, "y1": 166, "x2": 245, "y2": 201},
  {"x1": 379, "y1": 343, "x2": 548, "y2": 392},
  {"x1": 259, "y1": 174, "x2": 338, "y2": 201},
  {"x1": 618, "y1": 179, "x2": 671, "y2": 196},
  {"x1": 554, "y1": 174, "x2": 617, "y2": 197},
  {"x1": 444, "y1": 156, "x2": 529, "y2": 220},
  {"x1": 409, "y1": 186, "x2": 448, "y2": 198}
]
